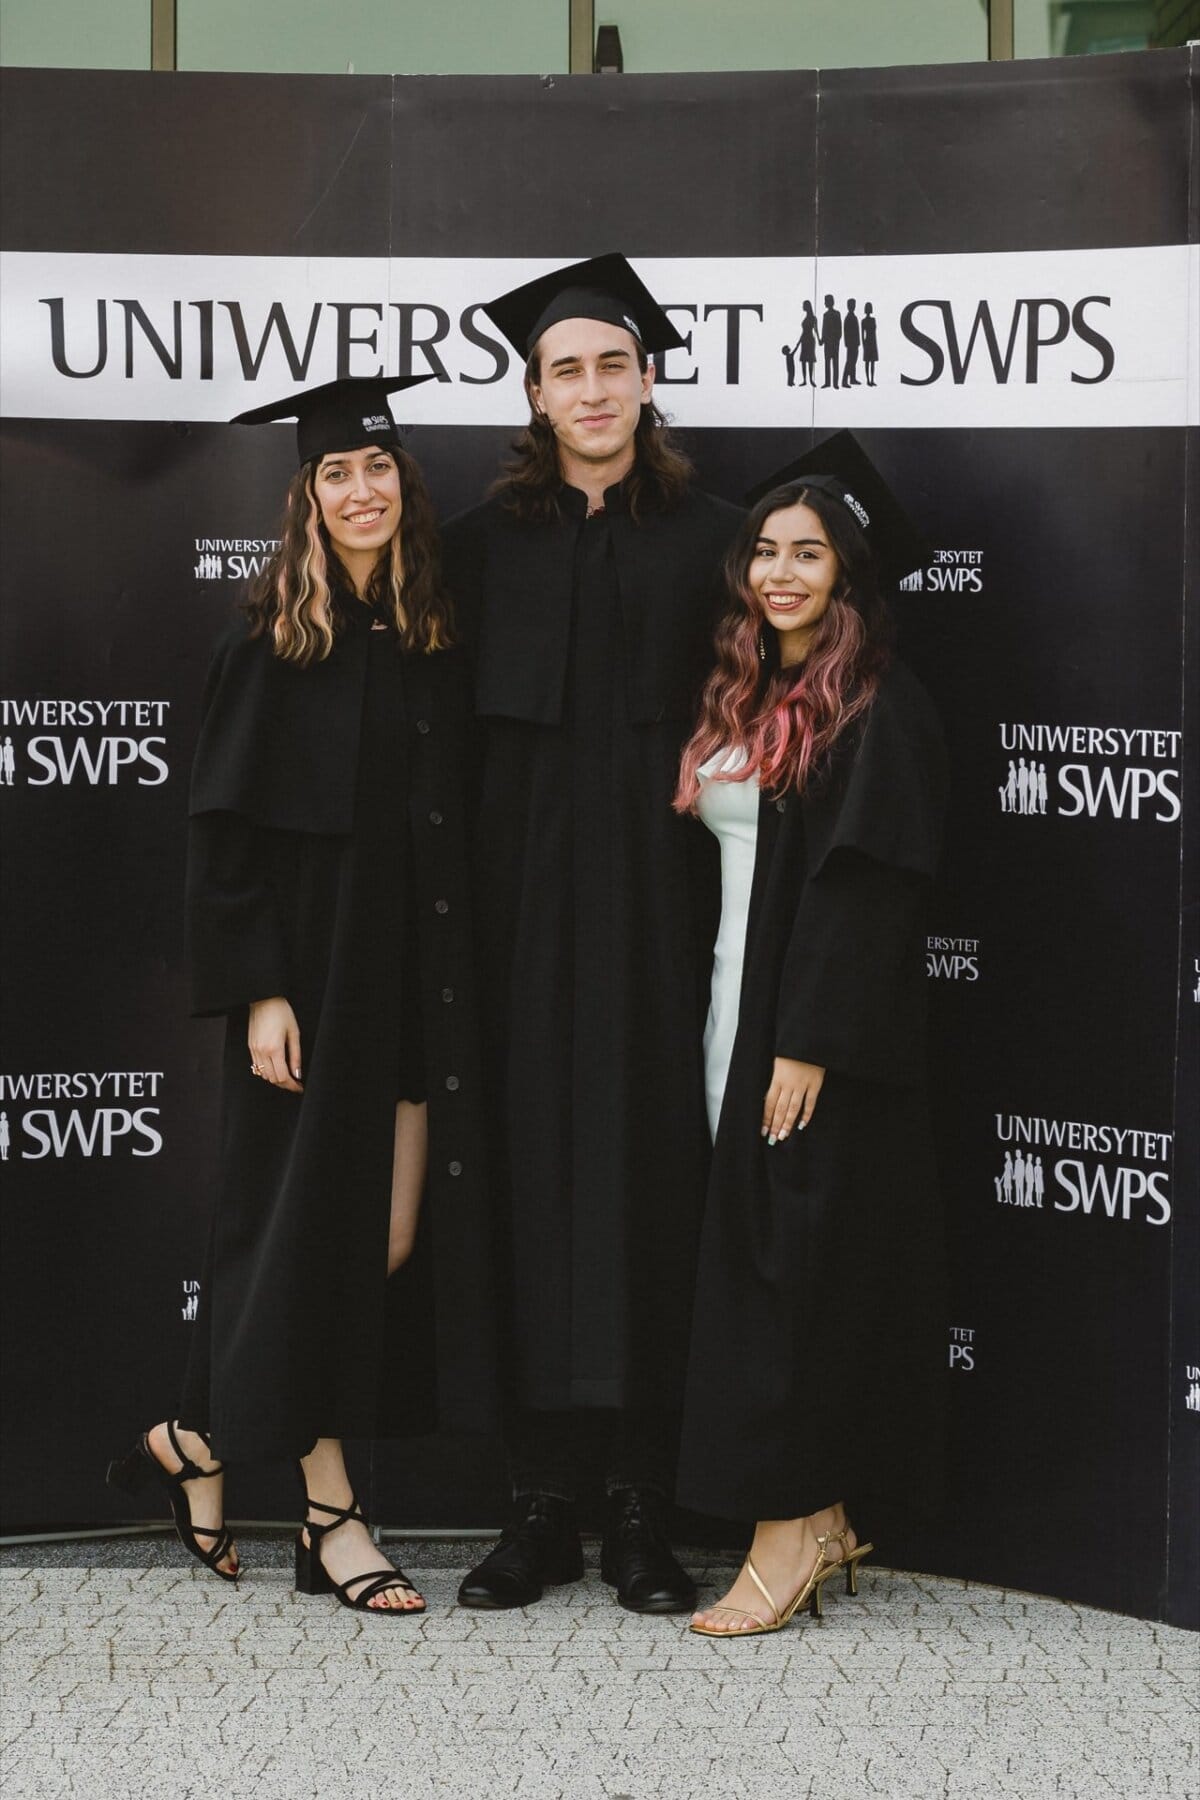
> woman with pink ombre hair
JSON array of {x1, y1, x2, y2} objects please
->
[{"x1": 674, "y1": 435, "x2": 948, "y2": 1639}]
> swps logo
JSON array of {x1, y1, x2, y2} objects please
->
[
  {"x1": 949, "y1": 1327, "x2": 976, "y2": 1371},
  {"x1": 181, "y1": 1280, "x2": 200, "y2": 1323},
  {"x1": 193, "y1": 535, "x2": 279, "y2": 582},
  {"x1": 0, "y1": 1071, "x2": 165, "y2": 1159},
  {"x1": 0, "y1": 699, "x2": 170, "y2": 787},
  {"x1": 993, "y1": 1111, "x2": 1171, "y2": 1227},
  {"x1": 8, "y1": 245, "x2": 1195, "y2": 432},
  {"x1": 899, "y1": 550, "x2": 985, "y2": 595},
  {"x1": 927, "y1": 935, "x2": 980, "y2": 981},
  {"x1": 900, "y1": 294, "x2": 1113, "y2": 387},
  {"x1": 997, "y1": 723, "x2": 1181, "y2": 823}
]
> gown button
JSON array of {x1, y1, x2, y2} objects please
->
[
  {"x1": 441, "y1": 987, "x2": 455, "y2": 1004},
  {"x1": 445, "y1": 1075, "x2": 460, "y2": 1092},
  {"x1": 775, "y1": 798, "x2": 787, "y2": 813},
  {"x1": 428, "y1": 810, "x2": 444, "y2": 826},
  {"x1": 448, "y1": 1160, "x2": 463, "y2": 1177},
  {"x1": 416, "y1": 719, "x2": 431, "y2": 735},
  {"x1": 434, "y1": 899, "x2": 449, "y2": 915}
]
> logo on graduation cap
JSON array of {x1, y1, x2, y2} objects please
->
[
  {"x1": 482, "y1": 253, "x2": 686, "y2": 360},
  {"x1": 744, "y1": 431, "x2": 927, "y2": 594},
  {"x1": 232, "y1": 374, "x2": 436, "y2": 467}
]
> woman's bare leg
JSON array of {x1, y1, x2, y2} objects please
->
[
  {"x1": 145, "y1": 1424, "x2": 238, "y2": 1577},
  {"x1": 298, "y1": 1437, "x2": 424, "y2": 1610},
  {"x1": 387, "y1": 1099, "x2": 427, "y2": 1275},
  {"x1": 293, "y1": 1103, "x2": 430, "y2": 1608},
  {"x1": 294, "y1": 1103, "x2": 430, "y2": 1608},
  {"x1": 690, "y1": 1503, "x2": 854, "y2": 1633}
]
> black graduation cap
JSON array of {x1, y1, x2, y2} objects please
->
[
  {"x1": 745, "y1": 431, "x2": 929, "y2": 588},
  {"x1": 483, "y1": 253, "x2": 687, "y2": 360},
  {"x1": 232, "y1": 373, "x2": 436, "y2": 467}
]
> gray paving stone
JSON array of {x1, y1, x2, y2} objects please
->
[{"x1": 1, "y1": 1561, "x2": 1196, "y2": 1800}]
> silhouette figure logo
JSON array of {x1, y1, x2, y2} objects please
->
[
  {"x1": 994, "y1": 1149, "x2": 1045, "y2": 1208},
  {"x1": 782, "y1": 297, "x2": 879, "y2": 390},
  {"x1": 999, "y1": 758, "x2": 1048, "y2": 815}
]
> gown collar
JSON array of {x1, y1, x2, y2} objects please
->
[{"x1": 560, "y1": 477, "x2": 630, "y2": 519}]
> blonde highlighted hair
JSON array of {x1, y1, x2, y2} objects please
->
[{"x1": 245, "y1": 447, "x2": 453, "y2": 662}]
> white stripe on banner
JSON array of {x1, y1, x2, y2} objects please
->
[{"x1": 2, "y1": 248, "x2": 1197, "y2": 429}]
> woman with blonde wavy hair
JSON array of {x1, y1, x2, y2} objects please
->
[{"x1": 108, "y1": 377, "x2": 492, "y2": 1616}]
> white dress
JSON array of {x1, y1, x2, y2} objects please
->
[{"x1": 696, "y1": 751, "x2": 760, "y2": 1139}]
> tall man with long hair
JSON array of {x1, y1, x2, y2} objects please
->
[{"x1": 444, "y1": 256, "x2": 741, "y2": 1614}]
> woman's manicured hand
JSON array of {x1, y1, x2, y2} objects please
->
[
  {"x1": 248, "y1": 997, "x2": 304, "y2": 1092},
  {"x1": 762, "y1": 1057, "x2": 824, "y2": 1144}
]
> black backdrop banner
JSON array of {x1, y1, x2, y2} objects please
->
[{"x1": 0, "y1": 52, "x2": 1196, "y2": 1629}]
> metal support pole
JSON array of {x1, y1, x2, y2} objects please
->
[
  {"x1": 0, "y1": 1524, "x2": 502, "y2": 1547},
  {"x1": 569, "y1": 0, "x2": 595, "y2": 74},
  {"x1": 151, "y1": 0, "x2": 177, "y2": 72},
  {"x1": 989, "y1": 0, "x2": 1016, "y2": 60}
]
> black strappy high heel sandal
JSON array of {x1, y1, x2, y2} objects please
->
[
  {"x1": 294, "y1": 1493, "x2": 425, "y2": 1616},
  {"x1": 106, "y1": 1421, "x2": 239, "y2": 1584}
]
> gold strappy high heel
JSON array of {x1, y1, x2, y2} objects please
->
[{"x1": 689, "y1": 1524, "x2": 873, "y2": 1638}]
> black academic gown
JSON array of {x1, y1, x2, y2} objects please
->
[
  {"x1": 676, "y1": 661, "x2": 948, "y2": 1524},
  {"x1": 443, "y1": 481, "x2": 742, "y2": 1415},
  {"x1": 178, "y1": 601, "x2": 494, "y2": 1463}
]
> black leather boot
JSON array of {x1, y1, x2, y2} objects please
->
[
  {"x1": 457, "y1": 1493, "x2": 584, "y2": 1610},
  {"x1": 600, "y1": 1486, "x2": 696, "y2": 1614}
]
